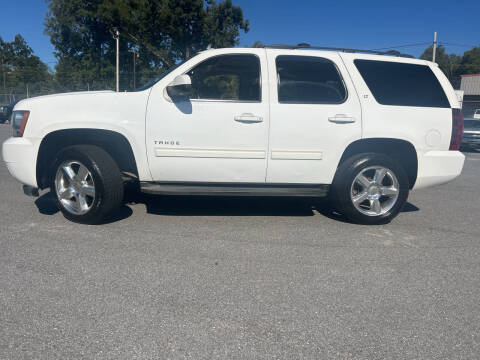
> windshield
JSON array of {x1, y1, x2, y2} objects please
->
[{"x1": 134, "y1": 57, "x2": 192, "y2": 92}]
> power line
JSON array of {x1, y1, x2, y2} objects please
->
[
  {"x1": 371, "y1": 42, "x2": 431, "y2": 51},
  {"x1": 439, "y1": 42, "x2": 479, "y2": 48},
  {"x1": 371, "y1": 40, "x2": 478, "y2": 54}
]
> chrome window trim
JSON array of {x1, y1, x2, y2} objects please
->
[
  {"x1": 274, "y1": 54, "x2": 349, "y2": 105},
  {"x1": 164, "y1": 53, "x2": 264, "y2": 104}
]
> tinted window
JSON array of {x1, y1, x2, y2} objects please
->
[
  {"x1": 187, "y1": 54, "x2": 260, "y2": 101},
  {"x1": 276, "y1": 56, "x2": 346, "y2": 104},
  {"x1": 354, "y1": 59, "x2": 450, "y2": 108}
]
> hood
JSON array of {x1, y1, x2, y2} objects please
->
[
  {"x1": 11, "y1": 88, "x2": 151, "y2": 140},
  {"x1": 14, "y1": 90, "x2": 115, "y2": 110}
]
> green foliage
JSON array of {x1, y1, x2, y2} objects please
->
[
  {"x1": 0, "y1": 35, "x2": 54, "y2": 101},
  {"x1": 195, "y1": 74, "x2": 239, "y2": 99},
  {"x1": 458, "y1": 47, "x2": 480, "y2": 75},
  {"x1": 383, "y1": 50, "x2": 414, "y2": 58},
  {"x1": 420, "y1": 45, "x2": 462, "y2": 81},
  {"x1": 44, "y1": 0, "x2": 249, "y2": 91}
]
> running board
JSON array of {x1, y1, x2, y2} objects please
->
[{"x1": 140, "y1": 182, "x2": 329, "y2": 197}]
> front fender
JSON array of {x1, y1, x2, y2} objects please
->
[{"x1": 36, "y1": 122, "x2": 152, "y2": 183}]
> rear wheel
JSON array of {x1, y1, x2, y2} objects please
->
[
  {"x1": 50, "y1": 145, "x2": 124, "y2": 224},
  {"x1": 330, "y1": 153, "x2": 409, "y2": 224}
]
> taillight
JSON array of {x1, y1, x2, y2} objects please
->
[{"x1": 449, "y1": 109, "x2": 464, "y2": 151}]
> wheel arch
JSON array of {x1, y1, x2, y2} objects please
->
[
  {"x1": 36, "y1": 128, "x2": 140, "y2": 189},
  {"x1": 338, "y1": 138, "x2": 418, "y2": 189}
]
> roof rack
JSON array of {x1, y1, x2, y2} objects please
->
[{"x1": 264, "y1": 43, "x2": 392, "y2": 56}]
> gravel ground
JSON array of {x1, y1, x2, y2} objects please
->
[{"x1": 1, "y1": 123, "x2": 479, "y2": 359}]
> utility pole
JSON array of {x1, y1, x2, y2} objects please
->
[
  {"x1": 129, "y1": 50, "x2": 139, "y2": 90},
  {"x1": 26, "y1": 84, "x2": 29, "y2": 98},
  {"x1": 432, "y1": 31, "x2": 437, "y2": 63},
  {"x1": 111, "y1": 28, "x2": 120, "y2": 92},
  {"x1": 133, "y1": 50, "x2": 137, "y2": 90},
  {"x1": 1, "y1": 58, "x2": 6, "y2": 104}
]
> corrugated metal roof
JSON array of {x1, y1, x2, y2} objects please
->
[
  {"x1": 460, "y1": 74, "x2": 480, "y2": 95},
  {"x1": 460, "y1": 74, "x2": 480, "y2": 77}
]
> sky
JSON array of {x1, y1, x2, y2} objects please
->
[{"x1": 0, "y1": 0, "x2": 479, "y2": 70}]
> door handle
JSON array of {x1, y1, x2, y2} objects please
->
[
  {"x1": 328, "y1": 114, "x2": 356, "y2": 123},
  {"x1": 234, "y1": 113, "x2": 263, "y2": 123}
]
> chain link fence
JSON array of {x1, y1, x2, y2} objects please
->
[{"x1": 0, "y1": 69, "x2": 160, "y2": 107}]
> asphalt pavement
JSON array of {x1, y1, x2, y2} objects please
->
[{"x1": 0, "y1": 123, "x2": 479, "y2": 359}]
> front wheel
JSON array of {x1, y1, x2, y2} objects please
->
[
  {"x1": 50, "y1": 145, "x2": 124, "y2": 224},
  {"x1": 330, "y1": 153, "x2": 409, "y2": 225}
]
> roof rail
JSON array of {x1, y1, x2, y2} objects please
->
[{"x1": 264, "y1": 43, "x2": 393, "y2": 56}]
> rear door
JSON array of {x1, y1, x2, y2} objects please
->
[{"x1": 265, "y1": 50, "x2": 362, "y2": 184}]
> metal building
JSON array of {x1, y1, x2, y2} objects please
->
[{"x1": 460, "y1": 74, "x2": 480, "y2": 120}]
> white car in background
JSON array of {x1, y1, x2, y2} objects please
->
[
  {"x1": 2, "y1": 44, "x2": 465, "y2": 225},
  {"x1": 463, "y1": 109, "x2": 480, "y2": 147},
  {"x1": 474, "y1": 109, "x2": 480, "y2": 119}
]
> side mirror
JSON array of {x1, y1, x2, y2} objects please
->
[{"x1": 167, "y1": 75, "x2": 193, "y2": 100}]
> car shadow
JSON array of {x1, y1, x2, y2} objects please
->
[
  {"x1": 34, "y1": 191, "x2": 133, "y2": 223},
  {"x1": 130, "y1": 190, "x2": 419, "y2": 217},
  {"x1": 34, "y1": 192, "x2": 59, "y2": 215},
  {"x1": 136, "y1": 193, "x2": 317, "y2": 217},
  {"x1": 35, "y1": 188, "x2": 419, "y2": 224},
  {"x1": 401, "y1": 202, "x2": 419, "y2": 212},
  {"x1": 314, "y1": 200, "x2": 419, "y2": 224}
]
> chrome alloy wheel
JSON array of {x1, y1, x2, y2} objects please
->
[
  {"x1": 350, "y1": 166, "x2": 400, "y2": 217},
  {"x1": 55, "y1": 161, "x2": 96, "y2": 215}
]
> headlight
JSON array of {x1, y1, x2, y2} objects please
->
[{"x1": 12, "y1": 111, "x2": 30, "y2": 137}]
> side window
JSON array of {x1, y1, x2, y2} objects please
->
[
  {"x1": 354, "y1": 59, "x2": 450, "y2": 108},
  {"x1": 186, "y1": 54, "x2": 261, "y2": 102},
  {"x1": 276, "y1": 56, "x2": 347, "y2": 104}
]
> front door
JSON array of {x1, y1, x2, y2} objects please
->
[
  {"x1": 265, "y1": 50, "x2": 362, "y2": 184},
  {"x1": 145, "y1": 50, "x2": 269, "y2": 183}
]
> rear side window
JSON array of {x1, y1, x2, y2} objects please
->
[
  {"x1": 276, "y1": 56, "x2": 346, "y2": 104},
  {"x1": 354, "y1": 59, "x2": 450, "y2": 108}
]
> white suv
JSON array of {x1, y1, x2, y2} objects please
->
[{"x1": 2, "y1": 45, "x2": 465, "y2": 225}]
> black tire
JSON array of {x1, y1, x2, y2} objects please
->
[
  {"x1": 329, "y1": 153, "x2": 409, "y2": 225},
  {"x1": 50, "y1": 145, "x2": 124, "y2": 224}
]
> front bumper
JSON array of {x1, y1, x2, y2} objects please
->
[
  {"x1": 413, "y1": 150, "x2": 465, "y2": 190},
  {"x1": 2, "y1": 137, "x2": 39, "y2": 188}
]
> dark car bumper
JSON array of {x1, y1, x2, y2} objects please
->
[
  {"x1": 463, "y1": 118, "x2": 480, "y2": 146},
  {"x1": 463, "y1": 130, "x2": 480, "y2": 146}
]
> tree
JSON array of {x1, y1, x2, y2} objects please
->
[
  {"x1": 202, "y1": 0, "x2": 249, "y2": 52},
  {"x1": 251, "y1": 41, "x2": 264, "y2": 48},
  {"x1": 45, "y1": 0, "x2": 249, "y2": 91},
  {"x1": 0, "y1": 34, "x2": 53, "y2": 100},
  {"x1": 383, "y1": 50, "x2": 414, "y2": 58},
  {"x1": 420, "y1": 45, "x2": 461, "y2": 82},
  {"x1": 45, "y1": 0, "x2": 125, "y2": 91},
  {"x1": 458, "y1": 47, "x2": 480, "y2": 75}
]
